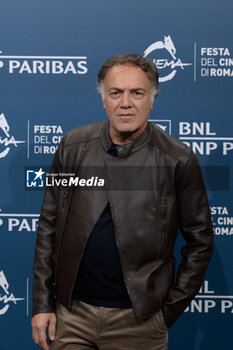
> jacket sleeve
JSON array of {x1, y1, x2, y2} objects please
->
[
  {"x1": 32, "y1": 139, "x2": 64, "y2": 316},
  {"x1": 162, "y1": 150, "x2": 214, "y2": 328}
]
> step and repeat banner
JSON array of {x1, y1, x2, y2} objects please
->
[{"x1": 0, "y1": 1, "x2": 232, "y2": 349}]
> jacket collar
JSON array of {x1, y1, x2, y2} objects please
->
[{"x1": 101, "y1": 120, "x2": 151, "y2": 158}]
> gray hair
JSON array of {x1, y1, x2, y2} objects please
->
[{"x1": 97, "y1": 54, "x2": 159, "y2": 103}]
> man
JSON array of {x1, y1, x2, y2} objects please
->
[{"x1": 32, "y1": 54, "x2": 214, "y2": 350}]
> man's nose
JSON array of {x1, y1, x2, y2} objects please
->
[{"x1": 120, "y1": 92, "x2": 132, "y2": 108}]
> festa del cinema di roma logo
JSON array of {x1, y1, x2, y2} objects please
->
[
  {"x1": 0, "y1": 270, "x2": 25, "y2": 315},
  {"x1": 0, "y1": 113, "x2": 25, "y2": 158},
  {"x1": 144, "y1": 35, "x2": 192, "y2": 82}
]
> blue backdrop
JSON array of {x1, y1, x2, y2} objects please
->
[{"x1": 0, "y1": 1, "x2": 232, "y2": 349}]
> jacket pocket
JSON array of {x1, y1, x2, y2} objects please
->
[{"x1": 153, "y1": 309, "x2": 168, "y2": 333}]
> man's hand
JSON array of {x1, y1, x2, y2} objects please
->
[{"x1": 32, "y1": 313, "x2": 57, "y2": 350}]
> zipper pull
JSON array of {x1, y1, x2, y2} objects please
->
[
  {"x1": 162, "y1": 194, "x2": 167, "y2": 208},
  {"x1": 63, "y1": 189, "x2": 68, "y2": 198}
]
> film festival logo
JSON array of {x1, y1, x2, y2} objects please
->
[
  {"x1": 0, "y1": 271, "x2": 25, "y2": 315},
  {"x1": 0, "y1": 113, "x2": 25, "y2": 158},
  {"x1": 144, "y1": 35, "x2": 192, "y2": 82}
]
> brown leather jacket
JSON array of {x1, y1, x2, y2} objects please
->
[{"x1": 33, "y1": 121, "x2": 214, "y2": 328}]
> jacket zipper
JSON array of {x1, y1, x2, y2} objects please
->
[
  {"x1": 63, "y1": 146, "x2": 107, "y2": 308},
  {"x1": 162, "y1": 193, "x2": 167, "y2": 250}
]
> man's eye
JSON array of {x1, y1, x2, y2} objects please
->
[
  {"x1": 133, "y1": 91, "x2": 144, "y2": 98},
  {"x1": 110, "y1": 91, "x2": 120, "y2": 96}
]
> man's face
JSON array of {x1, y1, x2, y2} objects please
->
[{"x1": 102, "y1": 64, "x2": 154, "y2": 144}]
